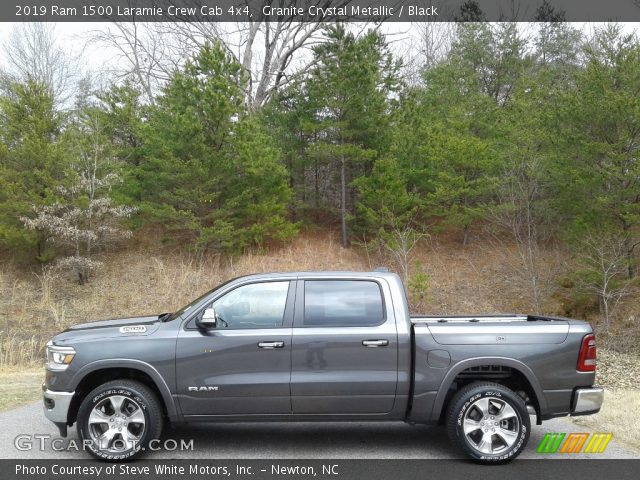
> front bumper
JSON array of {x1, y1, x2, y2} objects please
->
[
  {"x1": 571, "y1": 387, "x2": 604, "y2": 416},
  {"x1": 42, "y1": 384, "x2": 74, "y2": 436}
]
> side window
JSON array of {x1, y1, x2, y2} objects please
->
[
  {"x1": 303, "y1": 280, "x2": 384, "y2": 327},
  {"x1": 210, "y1": 281, "x2": 289, "y2": 329}
]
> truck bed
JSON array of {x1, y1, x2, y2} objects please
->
[
  {"x1": 410, "y1": 313, "x2": 583, "y2": 323},
  {"x1": 410, "y1": 314, "x2": 573, "y2": 345}
]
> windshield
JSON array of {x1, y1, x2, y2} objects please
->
[{"x1": 164, "y1": 276, "x2": 242, "y2": 321}]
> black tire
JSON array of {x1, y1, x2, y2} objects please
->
[
  {"x1": 446, "y1": 382, "x2": 530, "y2": 463},
  {"x1": 77, "y1": 380, "x2": 163, "y2": 460}
]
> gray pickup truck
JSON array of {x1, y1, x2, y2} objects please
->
[{"x1": 43, "y1": 271, "x2": 603, "y2": 462}]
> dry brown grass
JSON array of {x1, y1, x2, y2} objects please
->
[
  {"x1": 0, "y1": 230, "x2": 635, "y2": 369},
  {"x1": 0, "y1": 368, "x2": 43, "y2": 411},
  {"x1": 406, "y1": 237, "x2": 569, "y2": 315},
  {"x1": 0, "y1": 232, "x2": 370, "y2": 367}
]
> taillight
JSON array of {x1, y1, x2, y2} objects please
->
[{"x1": 577, "y1": 334, "x2": 597, "y2": 372}]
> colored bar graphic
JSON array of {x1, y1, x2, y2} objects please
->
[
  {"x1": 584, "y1": 433, "x2": 613, "y2": 453},
  {"x1": 560, "y1": 433, "x2": 589, "y2": 453},
  {"x1": 573, "y1": 433, "x2": 589, "y2": 453},
  {"x1": 537, "y1": 433, "x2": 565, "y2": 453},
  {"x1": 537, "y1": 433, "x2": 613, "y2": 454}
]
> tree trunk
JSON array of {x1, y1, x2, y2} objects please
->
[
  {"x1": 600, "y1": 294, "x2": 610, "y2": 330},
  {"x1": 462, "y1": 224, "x2": 470, "y2": 245},
  {"x1": 624, "y1": 238, "x2": 636, "y2": 279},
  {"x1": 340, "y1": 154, "x2": 348, "y2": 248},
  {"x1": 627, "y1": 251, "x2": 636, "y2": 279},
  {"x1": 622, "y1": 224, "x2": 636, "y2": 279},
  {"x1": 36, "y1": 236, "x2": 44, "y2": 262},
  {"x1": 314, "y1": 154, "x2": 319, "y2": 223}
]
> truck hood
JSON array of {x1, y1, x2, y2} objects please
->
[
  {"x1": 51, "y1": 315, "x2": 163, "y2": 345},
  {"x1": 64, "y1": 315, "x2": 160, "y2": 332}
]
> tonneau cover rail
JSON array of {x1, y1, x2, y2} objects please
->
[{"x1": 412, "y1": 315, "x2": 530, "y2": 324}]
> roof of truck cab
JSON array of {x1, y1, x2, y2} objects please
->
[{"x1": 233, "y1": 271, "x2": 401, "y2": 281}]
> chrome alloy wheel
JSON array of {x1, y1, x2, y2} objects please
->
[
  {"x1": 462, "y1": 397, "x2": 521, "y2": 455},
  {"x1": 87, "y1": 395, "x2": 146, "y2": 453}
]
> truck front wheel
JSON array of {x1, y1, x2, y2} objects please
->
[
  {"x1": 446, "y1": 382, "x2": 530, "y2": 463},
  {"x1": 77, "y1": 380, "x2": 163, "y2": 460}
]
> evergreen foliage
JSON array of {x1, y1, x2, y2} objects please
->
[{"x1": 1, "y1": 23, "x2": 639, "y2": 305}]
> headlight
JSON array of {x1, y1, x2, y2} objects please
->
[{"x1": 45, "y1": 341, "x2": 76, "y2": 371}]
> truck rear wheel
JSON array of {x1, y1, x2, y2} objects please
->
[
  {"x1": 446, "y1": 382, "x2": 530, "y2": 463},
  {"x1": 77, "y1": 380, "x2": 163, "y2": 460}
]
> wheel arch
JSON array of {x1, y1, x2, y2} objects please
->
[
  {"x1": 431, "y1": 357, "x2": 545, "y2": 423},
  {"x1": 67, "y1": 359, "x2": 179, "y2": 426}
]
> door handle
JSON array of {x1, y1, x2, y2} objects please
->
[
  {"x1": 258, "y1": 341, "x2": 285, "y2": 349},
  {"x1": 362, "y1": 340, "x2": 389, "y2": 347}
]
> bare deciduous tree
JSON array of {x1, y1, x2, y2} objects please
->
[
  {"x1": 21, "y1": 177, "x2": 135, "y2": 285},
  {"x1": 2, "y1": 23, "x2": 78, "y2": 106},
  {"x1": 489, "y1": 156, "x2": 551, "y2": 313},
  {"x1": 89, "y1": 22, "x2": 182, "y2": 105},
  {"x1": 380, "y1": 224, "x2": 427, "y2": 287},
  {"x1": 361, "y1": 207, "x2": 427, "y2": 287},
  {"x1": 414, "y1": 20, "x2": 455, "y2": 71},
  {"x1": 164, "y1": 12, "x2": 343, "y2": 109},
  {"x1": 92, "y1": 3, "x2": 354, "y2": 108},
  {"x1": 576, "y1": 233, "x2": 635, "y2": 329}
]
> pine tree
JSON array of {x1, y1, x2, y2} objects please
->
[
  {"x1": 0, "y1": 80, "x2": 69, "y2": 260},
  {"x1": 554, "y1": 25, "x2": 640, "y2": 278},
  {"x1": 304, "y1": 25, "x2": 400, "y2": 247},
  {"x1": 139, "y1": 42, "x2": 296, "y2": 253}
]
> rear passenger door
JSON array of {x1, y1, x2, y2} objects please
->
[{"x1": 290, "y1": 279, "x2": 398, "y2": 414}]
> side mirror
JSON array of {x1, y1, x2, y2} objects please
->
[{"x1": 197, "y1": 307, "x2": 217, "y2": 329}]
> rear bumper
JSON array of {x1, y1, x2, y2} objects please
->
[{"x1": 571, "y1": 387, "x2": 604, "y2": 416}]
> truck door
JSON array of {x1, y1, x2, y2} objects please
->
[
  {"x1": 290, "y1": 279, "x2": 398, "y2": 414},
  {"x1": 176, "y1": 280, "x2": 294, "y2": 416}
]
